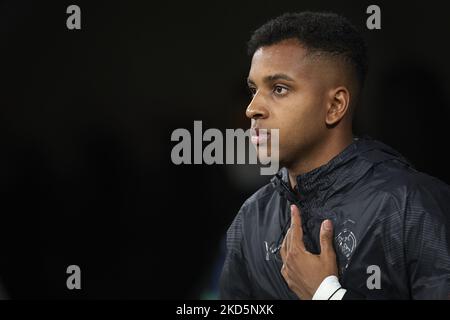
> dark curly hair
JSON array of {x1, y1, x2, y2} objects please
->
[{"x1": 247, "y1": 12, "x2": 368, "y2": 89}]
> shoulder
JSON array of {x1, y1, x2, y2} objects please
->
[
  {"x1": 242, "y1": 181, "x2": 277, "y2": 209},
  {"x1": 355, "y1": 139, "x2": 450, "y2": 202},
  {"x1": 230, "y1": 180, "x2": 278, "y2": 226},
  {"x1": 369, "y1": 158, "x2": 450, "y2": 219},
  {"x1": 229, "y1": 177, "x2": 281, "y2": 227}
]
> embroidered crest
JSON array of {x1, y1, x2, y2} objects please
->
[{"x1": 335, "y1": 228, "x2": 357, "y2": 259}]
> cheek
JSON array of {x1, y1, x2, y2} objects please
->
[{"x1": 277, "y1": 93, "x2": 326, "y2": 147}]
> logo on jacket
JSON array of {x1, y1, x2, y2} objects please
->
[{"x1": 335, "y1": 229, "x2": 357, "y2": 259}]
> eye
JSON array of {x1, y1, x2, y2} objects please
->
[
  {"x1": 248, "y1": 87, "x2": 257, "y2": 97},
  {"x1": 273, "y1": 85, "x2": 288, "y2": 96}
]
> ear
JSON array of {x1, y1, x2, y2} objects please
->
[{"x1": 325, "y1": 86, "x2": 350, "y2": 126}]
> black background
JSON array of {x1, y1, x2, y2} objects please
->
[{"x1": 1, "y1": 0, "x2": 449, "y2": 299}]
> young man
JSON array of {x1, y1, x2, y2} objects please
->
[{"x1": 219, "y1": 12, "x2": 450, "y2": 299}]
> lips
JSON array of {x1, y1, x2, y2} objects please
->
[{"x1": 250, "y1": 128, "x2": 271, "y2": 145}]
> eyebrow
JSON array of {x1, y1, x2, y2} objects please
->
[{"x1": 247, "y1": 73, "x2": 295, "y2": 86}]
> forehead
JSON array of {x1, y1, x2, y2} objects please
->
[{"x1": 249, "y1": 39, "x2": 312, "y2": 79}]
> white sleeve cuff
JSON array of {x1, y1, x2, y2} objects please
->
[{"x1": 312, "y1": 275, "x2": 347, "y2": 300}]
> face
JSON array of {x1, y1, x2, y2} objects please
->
[{"x1": 246, "y1": 39, "x2": 338, "y2": 168}]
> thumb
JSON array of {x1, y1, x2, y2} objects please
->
[
  {"x1": 290, "y1": 204, "x2": 305, "y2": 250},
  {"x1": 320, "y1": 219, "x2": 335, "y2": 255}
]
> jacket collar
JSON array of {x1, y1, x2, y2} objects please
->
[{"x1": 271, "y1": 135, "x2": 409, "y2": 210}]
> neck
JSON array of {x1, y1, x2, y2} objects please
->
[{"x1": 288, "y1": 131, "x2": 353, "y2": 190}]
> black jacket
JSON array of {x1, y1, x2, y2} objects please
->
[{"x1": 219, "y1": 136, "x2": 450, "y2": 299}]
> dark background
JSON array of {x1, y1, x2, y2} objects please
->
[{"x1": 0, "y1": 0, "x2": 449, "y2": 299}]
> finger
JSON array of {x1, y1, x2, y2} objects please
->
[
  {"x1": 285, "y1": 227, "x2": 292, "y2": 252},
  {"x1": 281, "y1": 263, "x2": 288, "y2": 280},
  {"x1": 319, "y1": 219, "x2": 335, "y2": 256},
  {"x1": 290, "y1": 204, "x2": 305, "y2": 250},
  {"x1": 280, "y1": 232, "x2": 288, "y2": 262}
]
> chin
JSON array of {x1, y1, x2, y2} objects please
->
[
  {"x1": 256, "y1": 147, "x2": 269, "y2": 159},
  {"x1": 256, "y1": 144, "x2": 284, "y2": 167}
]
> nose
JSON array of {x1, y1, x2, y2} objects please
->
[{"x1": 246, "y1": 92, "x2": 269, "y2": 120}]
